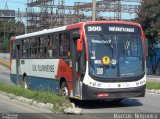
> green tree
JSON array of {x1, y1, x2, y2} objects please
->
[
  {"x1": 136, "y1": 0, "x2": 160, "y2": 74},
  {"x1": 136, "y1": 0, "x2": 160, "y2": 40},
  {"x1": 0, "y1": 21, "x2": 25, "y2": 52}
]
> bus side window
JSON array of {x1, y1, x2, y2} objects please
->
[
  {"x1": 22, "y1": 39, "x2": 27, "y2": 58},
  {"x1": 37, "y1": 37, "x2": 41, "y2": 58},
  {"x1": 47, "y1": 35, "x2": 52, "y2": 58},
  {"x1": 59, "y1": 33, "x2": 70, "y2": 58},
  {"x1": 31, "y1": 38, "x2": 37, "y2": 58},
  {"x1": 44, "y1": 37, "x2": 47, "y2": 57},
  {"x1": 26, "y1": 39, "x2": 30, "y2": 58},
  {"x1": 39, "y1": 37, "x2": 45, "y2": 57},
  {"x1": 52, "y1": 34, "x2": 58, "y2": 57}
]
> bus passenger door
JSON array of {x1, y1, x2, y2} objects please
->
[
  {"x1": 71, "y1": 30, "x2": 83, "y2": 98},
  {"x1": 16, "y1": 43, "x2": 21, "y2": 85}
]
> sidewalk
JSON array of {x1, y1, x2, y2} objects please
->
[
  {"x1": 0, "y1": 59, "x2": 10, "y2": 68},
  {"x1": 147, "y1": 75, "x2": 160, "y2": 82}
]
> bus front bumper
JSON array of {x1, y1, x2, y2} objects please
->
[{"x1": 82, "y1": 83, "x2": 146, "y2": 100}]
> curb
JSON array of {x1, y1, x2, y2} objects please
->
[
  {"x1": 146, "y1": 89, "x2": 160, "y2": 94},
  {"x1": 64, "y1": 107, "x2": 82, "y2": 115},
  {"x1": 0, "y1": 91, "x2": 54, "y2": 111},
  {"x1": 0, "y1": 91, "x2": 82, "y2": 114}
]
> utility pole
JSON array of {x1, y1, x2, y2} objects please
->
[
  {"x1": 4, "y1": 2, "x2": 9, "y2": 10},
  {"x1": 3, "y1": 22, "x2": 6, "y2": 52},
  {"x1": 92, "y1": 0, "x2": 96, "y2": 21},
  {"x1": 3, "y1": 23, "x2": 6, "y2": 41}
]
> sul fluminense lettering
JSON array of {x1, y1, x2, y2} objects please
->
[{"x1": 32, "y1": 65, "x2": 54, "y2": 72}]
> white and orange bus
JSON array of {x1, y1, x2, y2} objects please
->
[{"x1": 10, "y1": 21, "x2": 146, "y2": 100}]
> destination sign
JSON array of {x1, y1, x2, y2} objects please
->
[
  {"x1": 108, "y1": 27, "x2": 135, "y2": 33},
  {"x1": 85, "y1": 24, "x2": 141, "y2": 35}
]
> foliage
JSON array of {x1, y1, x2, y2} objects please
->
[
  {"x1": 146, "y1": 81, "x2": 160, "y2": 90},
  {"x1": 0, "y1": 20, "x2": 25, "y2": 52},
  {"x1": 136, "y1": 0, "x2": 160, "y2": 74},
  {"x1": 135, "y1": 0, "x2": 160, "y2": 40}
]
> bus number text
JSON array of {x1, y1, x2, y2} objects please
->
[
  {"x1": 88, "y1": 26, "x2": 102, "y2": 32},
  {"x1": 97, "y1": 68, "x2": 103, "y2": 75}
]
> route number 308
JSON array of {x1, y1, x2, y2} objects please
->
[
  {"x1": 88, "y1": 26, "x2": 102, "y2": 32},
  {"x1": 97, "y1": 68, "x2": 103, "y2": 75}
]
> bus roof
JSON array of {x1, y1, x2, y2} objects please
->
[
  {"x1": 13, "y1": 26, "x2": 67, "y2": 40},
  {"x1": 12, "y1": 21, "x2": 141, "y2": 40}
]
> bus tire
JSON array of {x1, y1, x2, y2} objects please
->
[
  {"x1": 23, "y1": 76, "x2": 28, "y2": 89},
  {"x1": 61, "y1": 81, "x2": 69, "y2": 97}
]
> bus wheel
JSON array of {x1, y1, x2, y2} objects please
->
[
  {"x1": 61, "y1": 82, "x2": 69, "y2": 97},
  {"x1": 23, "y1": 76, "x2": 28, "y2": 89}
]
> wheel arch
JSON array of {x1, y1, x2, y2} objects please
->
[
  {"x1": 60, "y1": 77, "x2": 68, "y2": 88},
  {"x1": 22, "y1": 72, "x2": 27, "y2": 81}
]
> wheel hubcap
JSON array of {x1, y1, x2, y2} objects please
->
[
  {"x1": 24, "y1": 80, "x2": 28, "y2": 89},
  {"x1": 62, "y1": 87, "x2": 68, "y2": 97}
]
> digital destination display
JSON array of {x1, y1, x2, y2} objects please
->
[
  {"x1": 108, "y1": 27, "x2": 135, "y2": 32},
  {"x1": 85, "y1": 24, "x2": 141, "y2": 35}
]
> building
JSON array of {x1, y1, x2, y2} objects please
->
[{"x1": 0, "y1": 10, "x2": 15, "y2": 21}]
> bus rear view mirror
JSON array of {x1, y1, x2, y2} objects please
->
[{"x1": 77, "y1": 38, "x2": 83, "y2": 52}]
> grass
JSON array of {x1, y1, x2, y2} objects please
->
[
  {"x1": 0, "y1": 82, "x2": 71, "y2": 112},
  {"x1": 146, "y1": 81, "x2": 160, "y2": 90}
]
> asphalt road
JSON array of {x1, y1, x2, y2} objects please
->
[
  {"x1": 78, "y1": 93, "x2": 160, "y2": 113},
  {"x1": 0, "y1": 65, "x2": 160, "y2": 119},
  {"x1": 0, "y1": 93, "x2": 58, "y2": 119},
  {"x1": 0, "y1": 92, "x2": 160, "y2": 119},
  {"x1": 0, "y1": 93, "x2": 51, "y2": 113}
]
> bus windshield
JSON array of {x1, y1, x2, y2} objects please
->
[{"x1": 87, "y1": 34, "x2": 144, "y2": 79}]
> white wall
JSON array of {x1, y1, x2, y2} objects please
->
[{"x1": 0, "y1": 53, "x2": 10, "y2": 59}]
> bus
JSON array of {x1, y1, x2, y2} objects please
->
[{"x1": 10, "y1": 21, "x2": 146, "y2": 100}]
